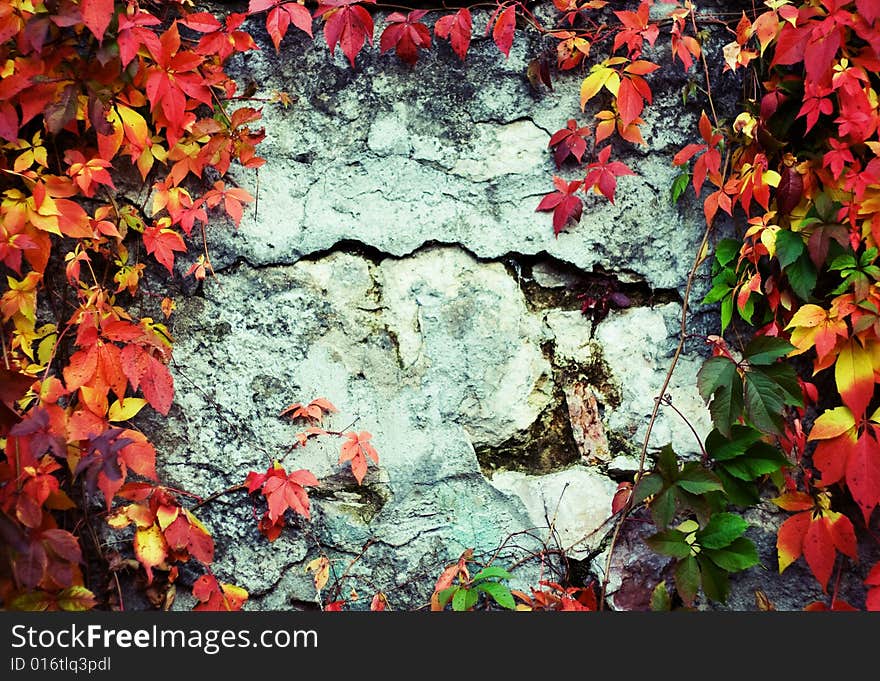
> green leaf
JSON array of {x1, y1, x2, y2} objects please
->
[
  {"x1": 705, "y1": 425, "x2": 764, "y2": 461},
  {"x1": 452, "y1": 586, "x2": 470, "y2": 611},
  {"x1": 759, "y1": 363, "x2": 804, "y2": 407},
  {"x1": 709, "y1": 375, "x2": 745, "y2": 439},
  {"x1": 475, "y1": 581, "x2": 515, "y2": 610},
  {"x1": 697, "y1": 555, "x2": 730, "y2": 603},
  {"x1": 650, "y1": 581, "x2": 672, "y2": 611},
  {"x1": 438, "y1": 586, "x2": 458, "y2": 608},
  {"x1": 644, "y1": 529, "x2": 692, "y2": 559},
  {"x1": 676, "y1": 464, "x2": 724, "y2": 495},
  {"x1": 674, "y1": 487, "x2": 716, "y2": 526},
  {"x1": 674, "y1": 555, "x2": 701, "y2": 606},
  {"x1": 697, "y1": 356, "x2": 739, "y2": 402},
  {"x1": 785, "y1": 253, "x2": 818, "y2": 300},
  {"x1": 703, "y1": 537, "x2": 759, "y2": 572},
  {"x1": 774, "y1": 229, "x2": 805, "y2": 270},
  {"x1": 670, "y1": 172, "x2": 690, "y2": 204},
  {"x1": 715, "y1": 468, "x2": 760, "y2": 506},
  {"x1": 655, "y1": 443, "x2": 680, "y2": 482},
  {"x1": 720, "y1": 295, "x2": 734, "y2": 333},
  {"x1": 743, "y1": 336, "x2": 794, "y2": 365},
  {"x1": 471, "y1": 566, "x2": 513, "y2": 583},
  {"x1": 743, "y1": 370, "x2": 786, "y2": 436},
  {"x1": 650, "y1": 488, "x2": 677, "y2": 528},
  {"x1": 696, "y1": 512, "x2": 747, "y2": 549},
  {"x1": 720, "y1": 443, "x2": 789, "y2": 481},
  {"x1": 714, "y1": 239, "x2": 740, "y2": 268},
  {"x1": 828, "y1": 252, "x2": 857, "y2": 271},
  {"x1": 632, "y1": 473, "x2": 664, "y2": 504},
  {"x1": 464, "y1": 587, "x2": 480, "y2": 611}
]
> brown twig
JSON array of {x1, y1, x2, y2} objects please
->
[{"x1": 598, "y1": 4, "x2": 725, "y2": 609}]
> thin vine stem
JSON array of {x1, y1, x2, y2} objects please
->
[{"x1": 597, "y1": 3, "x2": 726, "y2": 609}]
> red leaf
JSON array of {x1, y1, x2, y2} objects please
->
[
  {"x1": 583, "y1": 145, "x2": 635, "y2": 203},
  {"x1": 866, "y1": 561, "x2": 880, "y2": 611},
  {"x1": 803, "y1": 516, "x2": 837, "y2": 592},
  {"x1": 846, "y1": 433, "x2": 880, "y2": 525},
  {"x1": 611, "y1": 481, "x2": 632, "y2": 514},
  {"x1": 120, "y1": 344, "x2": 150, "y2": 393},
  {"x1": 0, "y1": 101, "x2": 20, "y2": 141},
  {"x1": 180, "y1": 12, "x2": 222, "y2": 33},
  {"x1": 776, "y1": 166, "x2": 803, "y2": 215},
  {"x1": 80, "y1": 0, "x2": 114, "y2": 42},
  {"x1": 265, "y1": 4, "x2": 314, "y2": 52},
  {"x1": 491, "y1": 5, "x2": 517, "y2": 58},
  {"x1": 192, "y1": 574, "x2": 248, "y2": 611},
  {"x1": 15, "y1": 542, "x2": 48, "y2": 589},
  {"x1": 548, "y1": 119, "x2": 591, "y2": 168},
  {"x1": 616, "y1": 77, "x2": 644, "y2": 129},
  {"x1": 434, "y1": 8, "x2": 472, "y2": 61},
  {"x1": 263, "y1": 467, "x2": 319, "y2": 520},
  {"x1": 249, "y1": 0, "x2": 281, "y2": 11},
  {"x1": 42, "y1": 529, "x2": 82, "y2": 564},
  {"x1": 370, "y1": 591, "x2": 388, "y2": 611},
  {"x1": 317, "y1": 1, "x2": 376, "y2": 67},
  {"x1": 379, "y1": 11, "x2": 431, "y2": 66},
  {"x1": 856, "y1": 0, "x2": 880, "y2": 23},
  {"x1": 827, "y1": 511, "x2": 857, "y2": 561},
  {"x1": 283, "y1": 2, "x2": 314, "y2": 38},
  {"x1": 119, "y1": 429, "x2": 158, "y2": 480},
  {"x1": 140, "y1": 353, "x2": 174, "y2": 416},
  {"x1": 143, "y1": 225, "x2": 187, "y2": 275},
  {"x1": 803, "y1": 22, "x2": 841, "y2": 83},
  {"x1": 63, "y1": 346, "x2": 98, "y2": 393},
  {"x1": 535, "y1": 176, "x2": 584, "y2": 236}
]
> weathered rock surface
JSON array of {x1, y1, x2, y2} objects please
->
[
  {"x1": 201, "y1": 8, "x2": 706, "y2": 292},
  {"x1": 154, "y1": 243, "x2": 706, "y2": 609},
  {"x1": 133, "y1": 5, "x2": 775, "y2": 611}
]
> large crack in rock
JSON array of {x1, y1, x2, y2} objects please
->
[{"x1": 144, "y1": 242, "x2": 712, "y2": 608}]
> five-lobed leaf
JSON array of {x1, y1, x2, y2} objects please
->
[{"x1": 434, "y1": 8, "x2": 472, "y2": 61}]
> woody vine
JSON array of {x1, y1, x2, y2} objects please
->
[{"x1": 0, "y1": 0, "x2": 878, "y2": 612}]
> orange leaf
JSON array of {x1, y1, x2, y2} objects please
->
[
  {"x1": 807, "y1": 406, "x2": 856, "y2": 441},
  {"x1": 835, "y1": 339, "x2": 874, "y2": 417},
  {"x1": 339, "y1": 431, "x2": 379, "y2": 484},
  {"x1": 777, "y1": 511, "x2": 809, "y2": 574}
]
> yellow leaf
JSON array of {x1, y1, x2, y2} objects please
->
[
  {"x1": 107, "y1": 508, "x2": 133, "y2": 530},
  {"x1": 134, "y1": 524, "x2": 168, "y2": 583},
  {"x1": 156, "y1": 504, "x2": 180, "y2": 531},
  {"x1": 220, "y1": 583, "x2": 248, "y2": 610},
  {"x1": 580, "y1": 64, "x2": 619, "y2": 109},
  {"x1": 108, "y1": 397, "x2": 147, "y2": 422},
  {"x1": 677, "y1": 519, "x2": 699, "y2": 534},
  {"x1": 763, "y1": 169, "x2": 781, "y2": 187},
  {"x1": 306, "y1": 556, "x2": 330, "y2": 592}
]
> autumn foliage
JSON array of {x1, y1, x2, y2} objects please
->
[{"x1": 2, "y1": 0, "x2": 879, "y2": 613}]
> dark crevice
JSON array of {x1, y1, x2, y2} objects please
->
[{"x1": 211, "y1": 238, "x2": 684, "y2": 313}]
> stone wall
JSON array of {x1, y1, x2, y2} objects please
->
[{"x1": 132, "y1": 3, "x2": 837, "y2": 610}]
